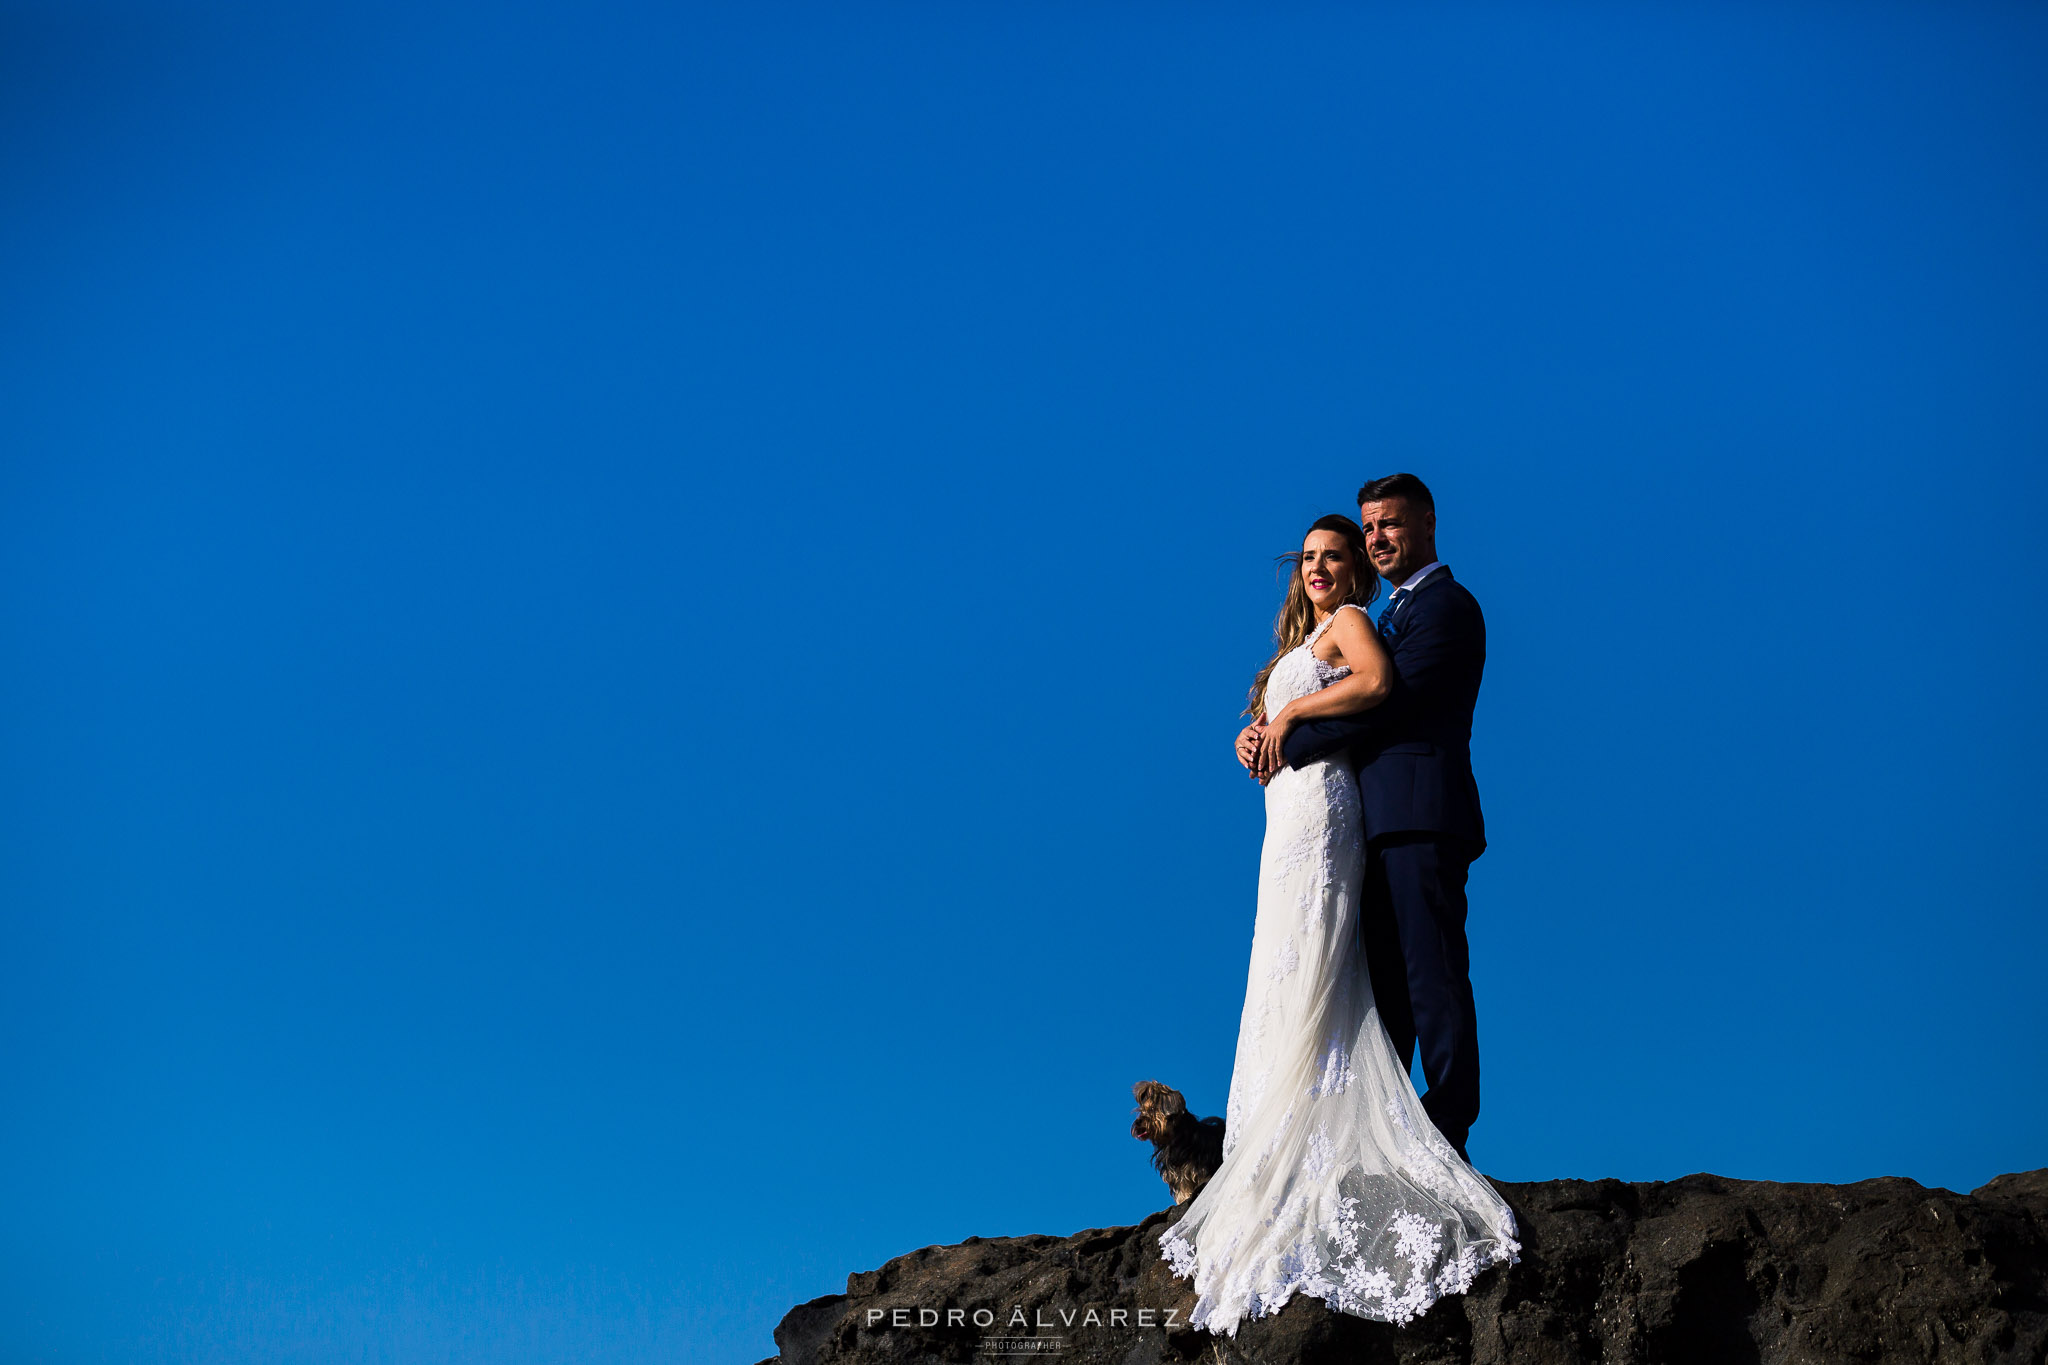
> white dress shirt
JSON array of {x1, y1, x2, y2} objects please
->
[{"x1": 1391, "y1": 560, "x2": 1445, "y2": 594}]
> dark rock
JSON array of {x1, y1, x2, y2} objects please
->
[{"x1": 768, "y1": 1170, "x2": 2048, "y2": 1364}]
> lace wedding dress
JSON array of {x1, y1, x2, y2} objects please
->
[{"x1": 1159, "y1": 602, "x2": 1519, "y2": 1336}]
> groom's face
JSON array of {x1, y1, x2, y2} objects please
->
[{"x1": 1358, "y1": 497, "x2": 1437, "y2": 585}]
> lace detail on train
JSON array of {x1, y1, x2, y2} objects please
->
[{"x1": 1160, "y1": 603, "x2": 1519, "y2": 1336}]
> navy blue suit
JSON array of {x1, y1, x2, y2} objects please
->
[{"x1": 1281, "y1": 565, "x2": 1486, "y2": 1154}]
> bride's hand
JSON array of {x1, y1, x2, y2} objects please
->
[
  {"x1": 1235, "y1": 721, "x2": 1267, "y2": 772},
  {"x1": 1254, "y1": 711, "x2": 1296, "y2": 779}
]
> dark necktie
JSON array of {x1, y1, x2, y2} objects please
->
[{"x1": 1379, "y1": 588, "x2": 1411, "y2": 641}]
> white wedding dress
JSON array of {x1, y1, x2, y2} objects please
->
[{"x1": 1159, "y1": 602, "x2": 1520, "y2": 1336}]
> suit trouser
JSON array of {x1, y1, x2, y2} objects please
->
[{"x1": 1362, "y1": 835, "x2": 1481, "y2": 1154}]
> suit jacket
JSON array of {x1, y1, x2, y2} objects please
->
[{"x1": 1280, "y1": 565, "x2": 1486, "y2": 854}]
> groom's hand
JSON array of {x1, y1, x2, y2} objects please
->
[{"x1": 1235, "y1": 722, "x2": 1266, "y2": 774}]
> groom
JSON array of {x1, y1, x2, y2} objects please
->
[{"x1": 1247, "y1": 472, "x2": 1489, "y2": 1160}]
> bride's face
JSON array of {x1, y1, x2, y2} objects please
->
[{"x1": 1300, "y1": 530, "x2": 1357, "y2": 612}]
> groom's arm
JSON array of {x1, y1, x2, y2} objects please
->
[{"x1": 1278, "y1": 710, "x2": 1380, "y2": 770}]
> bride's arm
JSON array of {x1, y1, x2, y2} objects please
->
[{"x1": 1253, "y1": 607, "x2": 1391, "y2": 773}]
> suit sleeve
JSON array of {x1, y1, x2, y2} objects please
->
[{"x1": 1280, "y1": 710, "x2": 1380, "y2": 770}]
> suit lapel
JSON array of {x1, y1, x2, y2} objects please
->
[{"x1": 1385, "y1": 565, "x2": 1452, "y2": 639}]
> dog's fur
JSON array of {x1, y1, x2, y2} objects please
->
[{"x1": 1131, "y1": 1080, "x2": 1226, "y2": 1204}]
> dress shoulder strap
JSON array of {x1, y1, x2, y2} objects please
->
[{"x1": 1306, "y1": 602, "x2": 1366, "y2": 645}]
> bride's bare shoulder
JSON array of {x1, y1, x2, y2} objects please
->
[
  {"x1": 1323, "y1": 602, "x2": 1387, "y2": 662},
  {"x1": 1328, "y1": 602, "x2": 1378, "y2": 634}
]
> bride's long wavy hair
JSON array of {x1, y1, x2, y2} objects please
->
[{"x1": 1246, "y1": 513, "x2": 1379, "y2": 720}]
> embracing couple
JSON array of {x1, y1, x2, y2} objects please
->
[{"x1": 1158, "y1": 473, "x2": 1519, "y2": 1336}]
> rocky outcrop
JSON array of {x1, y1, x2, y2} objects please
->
[{"x1": 769, "y1": 1170, "x2": 2048, "y2": 1364}]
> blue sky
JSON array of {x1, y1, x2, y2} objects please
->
[{"x1": 3, "y1": 2, "x2": 2045, "y2": 1361}]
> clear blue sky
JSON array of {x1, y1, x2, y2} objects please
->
[{"x1": 4, "y1": 2, "x2": 2044, "y2": 1361}]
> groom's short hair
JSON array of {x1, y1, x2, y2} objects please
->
[{"x1": 1356, "y1": 473, "x2": 1435, "y2": 512}]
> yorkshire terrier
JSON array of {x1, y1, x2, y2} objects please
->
[{"x1": 1130, "y1": 1080, "x2": 1226, "y2": 1204}]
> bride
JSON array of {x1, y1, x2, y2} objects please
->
[{"x1": 1159, "y1": 513, "x2": 1519, "y2": 1336}]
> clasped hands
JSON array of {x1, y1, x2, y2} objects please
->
[{"x1": 1235, "y1": 712, "x2": 1296, "y2": 784}]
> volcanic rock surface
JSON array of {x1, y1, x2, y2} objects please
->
[{"x1": 769, "y1": 1169, "x2": 2048, "y2": 1364}]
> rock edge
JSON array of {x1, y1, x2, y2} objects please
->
[{"x1": 770, "y1": 1170, "x2": 2048, "y2": 1365}]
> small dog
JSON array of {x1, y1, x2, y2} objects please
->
[{"x1": 1131, "y1": 1080, "x2": 1226, "y2": 1204}]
